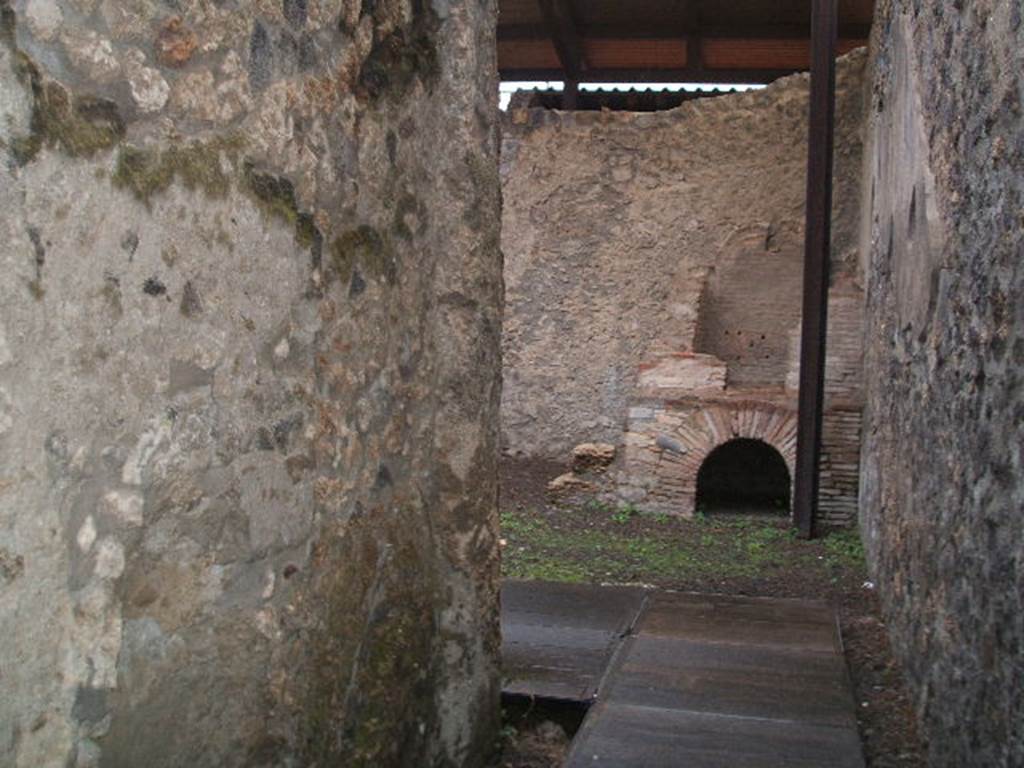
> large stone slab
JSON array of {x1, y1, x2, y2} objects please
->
[
  {"x1": 501, "y1": 580, "x2": 647, "y2": 701},
  {"x1": 553, "y1": 589, "x2": 864, "y2": 768}
]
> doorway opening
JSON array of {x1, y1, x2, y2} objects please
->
[{"x1": 695, "y1": 438, "x2": 791, "y2": 515}]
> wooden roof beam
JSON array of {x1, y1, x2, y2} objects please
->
[
  {"x1": 496, "y1": 23, "x2": 873, "y2": 42},
  {"x1": 537, "y1": 0, "x2": 586, "y2": 76},
  {"x1": 685, "y1": 0, "x2": 703, "y2": 72},
  {"x1": 537, "y1": 0, "x2": 586, "y2": 107}
]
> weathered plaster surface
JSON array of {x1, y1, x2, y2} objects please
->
[
  {"x1": 0, "y1": 1, "x2": 502, "y2": 766},
  {"x1": 860, "y1": 2, "x2": 1023, "y2": 764}
]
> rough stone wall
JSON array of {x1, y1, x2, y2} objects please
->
[
  {"x1": 0, "y1": 1, "x2": 502, "y2": 767},
  {"x1": 860, "y1": 2, "x2": 1024, "y2": 765},
  {"x1": 500, "y1": 52, "x2": 867, "y2": 460}
]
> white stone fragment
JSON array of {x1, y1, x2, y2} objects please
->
[
  {"x1": 70, "y1": 584, "x2": 122, "y2": 688},
  {"x1": 94, "y1": 538, "x2": 125, "y2": 579},
  {"x1": 61, "y1": 29, "x2": 122, "y2": 82},
  {"x1": 122, "y1": 416, "x2": 173, "y2": 485},
  {"x1": 0, "y1": 323, "x2": 12, "y2": 367},
  {"x1": 25, "y1": 0, "x2": 64, "y2": 41},
  {"x1": 255, "y1": 608, "x2": 279, "y2": 640},
  {"x1": 100, "y1": 490, "x2": 144, "y2": 527},
  {"x1": 274, "y1": 338, "x2": 291, "y2": 360},
  {"x1": 200, "y1": 565, "x2": 225, "y2": 603},
  {"x1": 77, "y1": 516, "x2": 97, "y2": 552},
  {"x1": 262, "y1": 568, "x2": 276, "y2": 599},
  {"x1": 75, "y1": 739, "x2": 102, "y2": 768},
  {"x1": 0, "y1": 388, "x2": 11, "y2": 435},
  {"x1": 124, "y1": 51, "x2": 170, "y2": 113},
  {"x1": 0, "y1": 48, "x2": 33, "y2": 148}
]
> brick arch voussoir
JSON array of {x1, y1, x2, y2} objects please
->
[{"x1": 677, "y1": 406, "x2": 799, "y2": 494}]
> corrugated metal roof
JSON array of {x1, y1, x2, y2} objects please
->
[{"x1": 498, "y1": 0, "x2": 873, "y2": 85}]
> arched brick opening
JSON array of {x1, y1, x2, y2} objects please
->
[
  {"x1": 696, "y1": 438, "x2": 791, "y2": 514},
  {"x1": 663, "y1": 405, "x2": 798, "y2": 520}
]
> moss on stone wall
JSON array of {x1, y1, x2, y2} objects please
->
[
  {"x1": 3, "y1": 13, "x2": 320, "y2": 256},
  {"x1": 1, "y1": 1, "x2": 16, "y2": 46},
  {"x1": 392, "y1": 193, "x2": 426, "y2": 241},
  {"x1": 112, "y1": 138, "x2": 242, "y2": 204},
  {"x1": 10, "y1": 55, "x2": 124, "y2": 164},
  {"x1": 241, "y1": 162, "x2": 320, "y2": 250},
  {"x1": 358, "y1": 10, "x2": 440, "y2": 103},
  {"x1": 331, "y1": 226, "x2": 397, "y2": 286},
  {"x1": 110, "y1": 144, "x2": 323, "y2": 252},
  {"x1": 1, "y1": 6, "x2": 121, "y2": 163},
  {"x1": 301, "y1": 511, "x2": 442, "y2": 767}
]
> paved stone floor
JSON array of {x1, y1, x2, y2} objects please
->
[{"x1": 501, "y1": 581, "x2": 865, "y2": 768}]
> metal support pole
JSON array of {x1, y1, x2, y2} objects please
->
[{"x1": 793, "y1": 0, "x2": 838, "y2": 540}]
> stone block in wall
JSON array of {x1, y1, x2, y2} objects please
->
[
  {"x1": 637, "y1": 353, "x2": 727, "y2": 398},
  {"x1": 570, "y1": 442, "x2": 617, "y2": 473},
  {"x1": 628, "y1": 406, "x2": 656, "y2": 421}
]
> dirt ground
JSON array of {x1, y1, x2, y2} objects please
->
[{"x1": 491, "y1": 457, "x2": 925, "y2": 768}]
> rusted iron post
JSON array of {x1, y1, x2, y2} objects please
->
[{"x1": 793, "y1": 0, "x2": 838, "y2": 540}]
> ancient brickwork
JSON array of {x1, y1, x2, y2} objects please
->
[
  {"x1": 818, "y1": 407, "x2": 862, "y2": 525},
  {"x1": 621, "y1": 397, "x2": 799, "y2": 517},
  {"x1": 786, "y1": 287, "x2": 866, "y2": 403},
  {"x1": 502, "y1": 56, "x2": 868, "y2": 523},
  {"x1": 621, "y1": 394, "x2": 860, "y2": 528},
  {"x1": 860, "y1": 2, "x2": 1024, "y2": 764},
  {"x1": 0, "y1": 1, "x2": 502, "y2": 766},
  {"x1": 694, "y1": 232, "x2": 804, "y2": 388}
]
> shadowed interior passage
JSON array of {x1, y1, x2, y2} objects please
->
[{"x1": 696, "y1": 439, "x2": 791, "y2": 515}]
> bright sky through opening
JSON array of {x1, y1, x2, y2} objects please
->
[{"x1": 499, "y1": 81, "x2": 765, "y2": 110}]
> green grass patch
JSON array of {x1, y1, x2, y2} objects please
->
[
  {"x1": 500, "y1": 506, "x2": 867, "y2": 588},
  {"x1": 821, "y1": 528, "x2": 866, "y2": 569}
]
